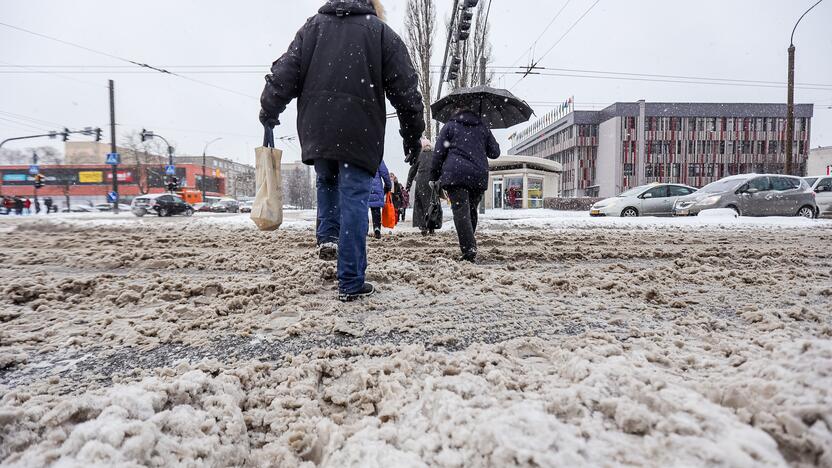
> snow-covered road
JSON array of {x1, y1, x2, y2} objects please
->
[{"x1": 0, "y1": 212, "x2": 830, "y2": 467}]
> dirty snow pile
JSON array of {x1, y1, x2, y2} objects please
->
[{"x1": 1, "y1": 215, "x2": 831, "y2": 467}]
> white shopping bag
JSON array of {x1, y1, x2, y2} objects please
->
[{"x1": 250, "y1": 127, "x2": 283, "y2": 231}]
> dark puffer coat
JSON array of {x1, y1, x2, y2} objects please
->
[
  {"x1": 368, "y1": 160, "x2": 391, "y2": 208},
  {"x1": 260, "y1": 0, "x2": 425, "y2": 175},
  {"x1": 430, "y1": 111, "x2": 501, "y2": 192}
]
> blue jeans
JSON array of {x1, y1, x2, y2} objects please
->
[{"x1": 315, "y1": 160, "x2": 373, "y2": 294}]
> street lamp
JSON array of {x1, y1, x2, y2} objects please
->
[
  {"x1": 202, "y1": 137, "x2": 223, "y2": 202},
  {"x1": 786, "y1": 0, "x2": 824, "y2": 176},
  {"x1": 140, "y1": 129, "x2": 176, "y2": 191}
]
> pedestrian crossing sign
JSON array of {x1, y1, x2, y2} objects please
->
[{"x1": 106, "y1": 153, "x2": 120, "y2": 165}]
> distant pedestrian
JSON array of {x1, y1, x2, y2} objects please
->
[
  {"x1": 259, "y1": 0, "x2": 424, "y2": 302},
  {"x1": 2, "y1": 196, "x2": 12, "y2": 215},
  {"x1": 400, "y1": 186, "x2": 409, "y2": 222},
  {"x1": 23, "y1": 198, "x2": 31, "y2": 215},
  {"x1": 368, "y1": 160, "x2": 392, "y2": 240},
  {"x1": 44, "y1": 197, "x2": 53, "y2": 214},
  {"x1": 34, "y1": 199, "x2": 41, "y2": 215},
  {"x1": 390, "y1": 173, "x2": 405, "y2": 223},
  {"x1": 407, "y1": 138, "x2": 438, "y2": 236},
  {"x1": 14, "y1": 197, "x2": 24, "y2": 216},
  {"x1": 431, "y1": 108, "x2": 501, "y2": 262}
]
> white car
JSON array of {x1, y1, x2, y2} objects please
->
[
  {"x1": 805, "y1": 175, "x2": 832, "y2": 218},
  {"x1": 590, "y1": 183, "x2": 698, "y2": 217}
]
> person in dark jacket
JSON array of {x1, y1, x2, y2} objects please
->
[
  {"x1": 407, "y1": 138, "x2": 438, "y2": 235},
  {"x1": 431, "y1": 109, "x2": 500, "y2": 262},
  {"x1": 260, "y1": 0, "x2": 424, "y2": 302},
  {"x1": 389, "y1": 173, "x2": 404, "y2": 222},
  {"x1": 368, "y1": 160, "x2": 391, "y2": 239}
]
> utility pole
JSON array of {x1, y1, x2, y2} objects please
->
[
  {"x1": 109, "y1": 80, "x2": 119, "y2": 213},
  {"x1": 32, "y1": 151, "x2": 39, "y2": 213},
  {"x1": 786, "y1": 0, "x2": 824, "y2": 176},
  {"x1": 435, "y1": 0, "x2": 461, "y2": 137},
  {"x1": 479, "y1": 56, "x2": 487, "y2": 215}
]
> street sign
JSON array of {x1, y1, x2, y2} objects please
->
[
  {"x1": 106, "y1": 153, "x2": 121, "y2": 165},
  {"x1": 165, "y1": 165, "x2": 176, "y2": 176},
  {"x1": 107, "y1": 191, "x2": 119, "y2": 203},
  {"x1": 28, "y1": 165, "x2": 39, "y2": 175}
]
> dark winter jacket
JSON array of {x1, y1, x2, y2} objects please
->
[
  {"x1": 369, "y1": 160, "x2": 391, "y2": 208},
  {"x1": 431, "y1": 111, "x2": 501, "y2": 192},
  {"x1": 260, "y1": 0, "x2": 425, "y2": 176}
]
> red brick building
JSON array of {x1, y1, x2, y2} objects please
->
[{"x1": 0, "y1": 163, "x2": 226, "y2": 208}]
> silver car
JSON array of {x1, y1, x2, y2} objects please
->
[
  {"x1": 805, "y1": 175, "x2": 832, "y2": 218},
  {"x1": 590, "y1": 183, "x2": 698, "y2": 217},
  {"x1": 674, "y1": 174, "x2": 817, "y2": 218}
]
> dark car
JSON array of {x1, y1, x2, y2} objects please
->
[
  {"x1": 210, "y1": 199, "x2": 240, "y2": 213},
  {"x1": 132, "y1": 194, "x2": 194, "y2": 218}
]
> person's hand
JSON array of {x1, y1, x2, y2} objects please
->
[
  {"x1": 259, "y1": 109, "x2": 280, "y2": 128},
  {"x1": 404, "y1": 148, "x2": 420, "y2": 166}
]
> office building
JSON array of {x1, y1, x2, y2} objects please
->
[{"x1": 509, "y1": 101, "x2": 814, "y2": 198}]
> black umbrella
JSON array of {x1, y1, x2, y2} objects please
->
[{"x1": 431, "y1": 86, "x2": 534, "y2": 129}]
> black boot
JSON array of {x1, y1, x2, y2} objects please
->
[{"x1": 338, "y1": 283, "x2": 376, "y2": 302}]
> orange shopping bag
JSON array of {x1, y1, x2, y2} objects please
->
[{"x1": 382, "y1": 192, "x2": 397, "y2": 229}]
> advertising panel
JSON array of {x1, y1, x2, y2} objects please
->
[{"x1": 78, "y1": 171, "x2": 103, "y2": 183}]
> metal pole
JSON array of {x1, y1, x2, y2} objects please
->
[
  {"x1": 32, "y1": 151, "x2": 38, "y2": 214},
  {"x1": 786, "y1": 46, "x2": 795, "y2": 176},
  {"x1": 109, "y1": 80, "x2": 119, "y2": 213},
  {"x1": 435, "y1": 0, "x2": 461, "y2": 137},
  {"x1": 202, "y1": 149, "x2": 207, "y2": 201},
  {"x1": 479, "y1": 55, "x2": 487, "y2": 215}
]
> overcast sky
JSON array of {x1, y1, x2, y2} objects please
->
[{"x1": 1, "y1": 0, "x2": 830, "y2": 179}]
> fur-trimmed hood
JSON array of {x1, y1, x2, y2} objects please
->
[{"x1": 320, "y1": 0, "x2": 385, "y2": 21}]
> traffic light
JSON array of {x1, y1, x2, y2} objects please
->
[
  {"x1": 95, "y1": 128, "x2": 102, "y2": 142},
  {"x1": 62, "y1": 128, "x2": 70, "y2": 142},
  {"x1": 33, "y1": 174, "x2": 45, "y2": 189},
  {"x1": 447, "y1": 56, "x2": 461, "y2": 81},
  {"x1": 140, "y1": 129, "x2": 154, "y2": 142},
  {"x1": 167, "y1": 176, "x2": 179, "y2": 192}
]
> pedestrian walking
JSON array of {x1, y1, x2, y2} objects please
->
[
  {"x1": 431, "y1": 108, "x2": 501, "y2": 262},
  {"x1": 390, "y1": 173, "x2": 405, "y2": 223},
  {"x1": 44, "y1": 197, "x2": 53, "y2": 214},
  {"x1": 259, "y1": 0, "x2": 424, "y2": 302},
  {"x1": 1, "y1": 196, "x2": 12, "y2": 215},
  {"x1": 368, "y1": 161, "x2": 392, "y2": 240},
  {"x1": 14, "y1": 197, "x2": 24, "y2": 216},
  {"x1": 407, "y1": 138, "x2": 439, "y2": 235},
  {"x1": 23, "y1": 198, "x2": 31, "y2": 215},
  {"x1": 399, "y1": 186, "x2": 409, "y2": 222}
]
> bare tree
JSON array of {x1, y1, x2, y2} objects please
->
[
  {"x1": 0, "y1": 146, "x2": 63, "y2": 165},
  {"x1": 448, "y1": 1, "x2": 494, "y2": 89},
  {"x1": 405, "y1": 0, "x2": 436, "y2": 140},
  {"x1": 122, "y1": 131, "x2": 166, "y2": 195}
]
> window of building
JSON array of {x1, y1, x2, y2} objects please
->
[
  {"x1": 688, "y1": 118, "x2": 697, "y2": 131},
  {"x1": 645, "y1": 165, "x2": 654, "y2": 178},
  {"x1": 623, "y1": 163, "x2": 634, "y2": 176},
  {"x1": 706, "y1": 164, "x2": 716, "y2": 177},
  {"x1": 528, "y1": 178, "x2": 544, "y2": 209},
  {"x1": 688, "y1": 164, "x2": 703, "y2": 177},
  {"x1": 672, "y1": 164, "x2": 681, "y2": 177}
]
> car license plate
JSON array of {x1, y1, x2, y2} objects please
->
[
  {"x1": 675, "y1": 209, "x2": 689, "y2": 216},
  {"x1": 590, "y1": 209, "x2": 601, "y2": 216}
]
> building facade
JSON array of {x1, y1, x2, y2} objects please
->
[
  {"x1": 174, "y1": 155, "x2": 255, "y2": 199},
  {"x1": 509, "y1": 101, "x2": 814, "y2": 198},
  {"x1": 0, "y1": 163, "x2": 226, "y2": 209},
  {"x1": 808, "y1": 146, "x2": 832, "y2": 176}
]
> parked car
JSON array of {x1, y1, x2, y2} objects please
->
[
  {"x1": 674, "y1": 174, "x2": 816, "y2": 218},
  {"x1": 590, "y1": 183, "x2": 697, "y2": 217},
  {"x1": 239, "y1": 201, "x2": 254, "y2": 213},
  {"x1": 193, "y1": 202, "x2": 213, "y2": 213},
  {"x1": 210, "y1": 199, "x2": 240, "y2": 213},
  {"x1": 806, "y1": 175, "x2": 832, "y2": 218},
  {"x1": 131, "y1": 194, "x2": 194, "y2": 217}
]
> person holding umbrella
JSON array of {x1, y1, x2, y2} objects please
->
[{"x1": 430, "y1": 86, "x2": 533, "y2": 263}]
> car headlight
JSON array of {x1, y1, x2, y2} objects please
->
[{"x1": 696, "y1": 195, "x2": 722, "y2": 206}]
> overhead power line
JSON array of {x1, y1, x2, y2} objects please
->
[
  {"x1": 508, "y1": 0, "x2": 574, "y2": 69},
  {"x1": 513, "y1": 0, "x2": 602, "y2": 89},
  {"x1": 0, "y1": 21, "x2": 258, "y2": 101}
]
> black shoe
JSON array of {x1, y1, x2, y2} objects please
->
[
  {"x1": 317, "y1": 242, "x2": 337, "y2": 261},
  {"x1": 460, "y1": 253, "x2": 477, "y2": 264},
  {"x1": 374, "y1": 229, "x2": 381, "y2": 239},
  {"x1": 338, "y1": 283, "x2": 376, "y2": 302}
]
